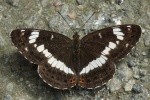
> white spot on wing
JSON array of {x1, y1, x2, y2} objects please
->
[
  {"x1": 101, "y1": 55, "x2": 108, "y2": 60},
  {"x1": 55, "y1": 61, "x2": 63, "y2": 69},
  {"x1": 25, "y1": 47, "x2": 28, "y2": 51},
  {"x1": 24, "y1": 56, "x2": 28, "y2": 60},
  {"x1": 60, "y1": 65, "x2": 64, "y2": 71},
  {"x1": 102, "y1": 47, "x2": 111, "y2": 54},
  {"x1": 21, "y1": 30, "x2": 25, "y2": 32},
  {"x1": 68, "y1": 68, "x2": 74, "y2": 74},
  {"x1": 54, "y1": 86, "x2": 60, "y2": 89},
  {"x1": 90, "y1": 61, "x2": 97, "y2": 68},
  {"x1": 31, "y1": 31, "x2": 39, "y2": 35},
  {"x1": 126, "y1": 43, "x2": 129, "y2": 47},
  {"x1": 51, "y1": 35, "x2": 54, "y2": 40},
  {"x1": 116, "y1": 41, "x2": 119, "y2": 44},
  {"x1": 113, "y1": 28, "x2": 121, "y2": 32},
  {"x1": 43, "y1": 49, "x2": 51, "y2": 57},
  {"x1": 127, "y1": 25, "x2": 131, "y2": 28},
  {"x1": 113, "y1": 31, "x2": 124, "y2": 36},
  {"x1": 117, "y1": 35, "x2": 124, "y2": 40},
  {"x1": 85, "y1": 66, "x2": 90, "y2": 73},
  {"x1": 128, "y1": 28, "x2": 131, "y2": 31},
  {"x1": 89, "y1": 64, "x2": 94, "y2": 70},
  {"x1": 19, "y1": 51, "x2": 22, "y2": 54},
  {"x1": 29, "y1": 35, "x2": 39, "y2": 39},
  {"x1": 98, "y1": 56, "x2": 106, "y2": 64},
  {"x1": 99, "y1": 33, "x2": 102, "y2": 38},
  {"x1": 48, "y1": 56, "x2": 55, "y2": 64},
  {"x1": 63, "y1": 66, "x2": 69, "y2": 74},
  {"x1": 95, "y1": 59, "x2": 102, "y2": 67},
  {"x1": 80, "y1": 68, "x2": 86, "y2": 75},
  {"x1": 37, "y1": 45, "x2": 45, "y2": 52},
  {"x1": 52, "y1": 60, "x2": 58, "y2": 67},
  {"x1": 34, "y1": 44, "x2": 37, "y2": 47},
  {"x1": 109, "y1": 42, "x2": 116, "y2": 49},
  {"x1": 51, "y1": 60, "x2": 57, "y2": 67},
  {"x1": 29, "y1": 39, "x2": 36, "y2": 44},
  {"x1": 21, "y1": 32, "x2": 25, "y2": 36},
  {"x1": 48, "y1": 83, "x2": 52, "y2": 87}
]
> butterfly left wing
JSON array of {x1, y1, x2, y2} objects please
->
[
  {"x1": 10, "y1": 29, "x2": 77, "y2": 89},
  {"x1": 78, "y1": 24, "x2": 141, "y2": 89}
]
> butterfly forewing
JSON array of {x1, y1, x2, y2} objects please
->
[
  {"x1": 11, "y1": 29, "x2": 76, "y2": 89},
  {"x1": 11, "y1": 29, "x2": 71, "y2": 64},
  {"x1": 78, "y1": 24, "x2": 141, "y2": 89}
]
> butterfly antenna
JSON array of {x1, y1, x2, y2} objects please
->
[
  {"x1": 57, "y1": 11, "x2": 76, "y2": 33},
  {"x1": 77, "y1": 12, "x2": 95, "y2": 33}
]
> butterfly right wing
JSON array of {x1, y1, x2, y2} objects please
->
[
  {"x1": 10, "y1": 29, "x2": 77, "y2": 89},
  {"x1": 78, "y1": 25, "x2": 141, "y2": 89}
]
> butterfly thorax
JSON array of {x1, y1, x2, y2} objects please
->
[
  {"x1": 73, "y1": 33, "x2": 80, "y2": 53},
  {"x1": 72, "y1": 33, "x2": 80, "y2": 74}
]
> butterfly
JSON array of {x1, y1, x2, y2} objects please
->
[{"x1": 10, "y1": 24, "x2": 141, "y2": 89}]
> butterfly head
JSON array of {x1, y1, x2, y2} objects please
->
[{"x1": 73, "y1": 33, "x2": 79, "y2": 40}]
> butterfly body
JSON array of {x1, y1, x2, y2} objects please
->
[
  {"x1": 72, "y1": 33, "x2": 81, "y2": 75},
  {"x1": 10, "y1": 24, "x2": 141, "y2": 89}
]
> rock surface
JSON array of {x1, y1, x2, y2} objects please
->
[{"x1": 0, "y1": 0, "x2": 149, "y2": 100}]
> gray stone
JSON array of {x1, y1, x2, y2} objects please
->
[
  {"x1": 5, "y1": 0, "x2": 19, "y2": 7},
  {"x1": 133, "y1": 67, "x2": 140, "y2": 79},
  {"x1": 142, "y1": 52, "x2": 146, "y2": 56},
  {"x1": 76, "y1": 0, "x2": 85, "y2": 5},
  {"x1": 128, "y1": 60, "x2": 136, "y2": 67},
  {"x1": 111, "y1": 17, "x2": 122, "y2": 25},
  {"x1": 139, "y1": 69, "x2": 147, "y2": 76},
  {"x1": 115, "y1": 0, "x2": 124, "y2": 5},
  {"x1": 24, "y1": 16, "x2": 39, "y2": 27},
  {"x1": 0, "y1": 13, "x2": 2, "y2": 21},
  {"x1": 40, "y1": 0, "x2": 52, "y2": 7},
  {"x1": 25, "y1": 81, "x2": 30, "y2": 85},
  {"x1": 3, "y1": 94, "x2": 13, "y2": 100},
  {"x1": 131, "y1": 94, "x2": 147, "y2": 100},
  {"x1": 0, "y1": 32, "x2": 4, "y2": 48},
  {"x1": 5, "y1": 0, "x2": 14, "y2": 6},
  {"x1": 94, "y1": 97, "x2": 103, "y2": 100},
  {"x1": 107, "y1": 78, "x2": 121, "y2": 92},
  {"x1": 124, "y1": 79, "x2": 135, "y2": 92},
  {"x1": 144, "y1": 34, "x2": 150, "y2": 46},
  {"x1": 6, "y1": 83, "x2": 14, "y2": 92},
  {"x1": 92, "y1": 16, "x2": 106, "y2": 29},
  {"x1": 140, "y1": 76, "x2": 149, "y2": 83},
  {"x1": 117, "y1": 63, "x2": 133, "y2": 81},
  {"x1": 143, "y1": 59, "x2": 148, "y2": 63},
  {"x1": 132, "y1": 84, "x2": 143, "y2": 93},
  {"x1": 0, "y1": 5, "x2": 5, "y2": 11},
  {"x1": 78, "y1": 90, "x2": 90, "y2": 96}
]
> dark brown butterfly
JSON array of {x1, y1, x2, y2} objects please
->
[{"x1": 10, "y1": 24, "x2": 141, "y2": 89}]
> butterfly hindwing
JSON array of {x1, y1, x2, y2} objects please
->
[
  {"x1": 11, "y1": 29, "x2": 76, "y2": 89},
  {"x1": 78, "y1": 24, "x2": 141, "y2": 89}
]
